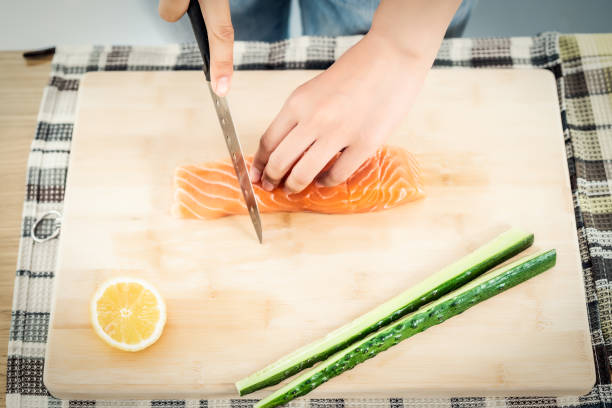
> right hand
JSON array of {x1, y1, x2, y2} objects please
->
[{"x1": 158, "y1": 0, "x2": 234, "y2": 96}]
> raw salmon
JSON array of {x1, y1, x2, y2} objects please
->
[{"x1": 172, "y1": 145, "x2": 424, "y2": 219}]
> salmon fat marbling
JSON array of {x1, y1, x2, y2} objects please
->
[{"x1": 172, "y1": 145, "x2": 425, "y2": 219}]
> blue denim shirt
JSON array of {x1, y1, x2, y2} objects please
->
[{"x1": 230, "y1": 0, "x2": 476, "y2": 42}]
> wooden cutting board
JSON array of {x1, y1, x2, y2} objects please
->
[{"x1": 44, "y1": 69, "x2": 595, "y2": 400}]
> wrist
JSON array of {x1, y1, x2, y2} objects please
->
[
  {"x1": 365, "y1": 0, "x2": 459, "y2": 67},
  {"x1": 361, "y1": 30, "x2": 434, "y2": 73}
]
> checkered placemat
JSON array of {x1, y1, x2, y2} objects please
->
[{"x1": 7, "y1": 32, "x2": 612, "y2": 408}]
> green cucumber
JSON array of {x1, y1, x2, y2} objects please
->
[
  {"x1": 236, "y1": 228, "x2": 533, "y2": 395},
  {"x1": 255, "y1": 249, "x2": 556, "y2": 408}
]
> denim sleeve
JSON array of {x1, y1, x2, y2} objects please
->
[{"x1": 299, "y1": 0, "x2": 476, "y2": 38}]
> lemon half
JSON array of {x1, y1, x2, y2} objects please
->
[{"x1": 90, "y1": 277, "x2": 166, "y2": 352}]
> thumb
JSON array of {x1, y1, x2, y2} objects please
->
[
  {"x1": 158, "y1": 0, "x2": 189, "y2": 22},
  {"x1": 200, "y1": 0, "x2": 234, "y2": 97}
]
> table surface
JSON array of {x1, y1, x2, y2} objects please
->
[
  {"x1": 1, "y1": 42, "x2": 610, "y2": 403},
  {"x1": 0, "y1": 51, "x2": 52, "y2": 408}
]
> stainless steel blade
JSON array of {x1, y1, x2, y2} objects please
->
[{"x1": 206, "y1": 82, "x2": 263, "y2": 243}]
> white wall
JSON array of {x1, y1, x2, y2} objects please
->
[
  {"x1": 464, "y1": 0, "x2": 612, "y2": 38},
  {"x1": 1, "y1": 0, "x2": 610, "y2": 51},
  {"x1": 0, "y1": 1, "x2": 195, "y2": 50}
]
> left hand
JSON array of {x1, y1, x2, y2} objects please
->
[
  {"x1": 251, "y1": 33, "x2": 432, "y2": 193},
  {"x1": 249, "y1": 32, "x2": 432, "y2": 193}
]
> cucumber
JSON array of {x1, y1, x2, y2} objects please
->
[
  {"x1": 236, "y1": 228, "x2": 533, "y2": 395},
  {"x1": 255, "y1": 249, "x2": 556, "y2": 408}
]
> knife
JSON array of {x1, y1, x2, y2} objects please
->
[{"x1": 186, "y1": 0, "x2": 263, "y2": 243}]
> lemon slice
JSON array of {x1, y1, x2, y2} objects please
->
[{"x1": 90, "y1": 277, "x2": 166, "y2": 352}]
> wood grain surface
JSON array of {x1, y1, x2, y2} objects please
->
[
  {"x1": 0, "y1": 51, "x2": 52, "y2": 408},
  {"x1": 45, "y1": 70, "x2": 595, "y2": 400}
]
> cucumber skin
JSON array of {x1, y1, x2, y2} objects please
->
[
  {"x1": 238, "y1": 232, "x2": 534, "y2": 395},
  {"x1": 255, "y1": 249, "x2": 556, "y2": 408}
]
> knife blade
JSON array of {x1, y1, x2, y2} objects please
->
[{"x1": 186, "y1": 0, "x2": 263, "y2": 243}]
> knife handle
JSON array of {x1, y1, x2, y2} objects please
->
[{"x1": 186, "y1": 0, "x2": 211, "y2": 81}]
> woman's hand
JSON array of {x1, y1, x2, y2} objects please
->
[
  {"x1": 250, "y1": 0, "x2": 461, "y2": 193},
  {"x1": 158, "y1": 0, "x2": 234, "y2": 96},
  {"x1": 250, "y1": 33, "x2": 431, "y2": 193}
]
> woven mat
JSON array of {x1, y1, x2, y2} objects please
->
[{"x1": 7, "y1": 32, "x2": 612, "y2": 408}]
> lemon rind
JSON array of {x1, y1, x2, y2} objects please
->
[{"x1": 90, "y1": 277, "x2": 167, "y2": 352}]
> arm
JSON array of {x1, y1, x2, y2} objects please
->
[
  {"x1": 369, "y1": 0, "x2": 461, "y2": 64},
  {"x1": 250, "y1": 0, "x2": 462, "y2": 192}
]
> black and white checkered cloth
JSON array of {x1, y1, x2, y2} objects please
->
[{"x1": 7, "y1": 32, "x2": 612, "y2": 408}]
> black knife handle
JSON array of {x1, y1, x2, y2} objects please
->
[{"x1": 186, "y1": 0, "x2": 211, "y2": 81}]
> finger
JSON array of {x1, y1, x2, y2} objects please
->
[
  {"x1": 284, "y1": 137, "x2": 346, "y2": 193},
  {"x1": 158, "y1": 0, "x2": 189, "y2": 22},
  {"x1": 250, "y1": 103, "x2": 298, "y2": 183},
  {"x1": 260, "y1": 124, "x2": 316, "y2": 191},
  {"x1": 200, "y1": 0, "x2": 234, "y2": 96},
  {"x1": 318, "y1": 145, "x2": 376, "y2": 187}
]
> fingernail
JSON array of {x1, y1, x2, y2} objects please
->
[
  {"x1": 250, "y1": 167, "x2": 261, "y2": 183},
  {"x1": 262, "y1": 179, "x2": 274, "y2": 191},
  {"x1": 215, "y1": 76, "x2": 229, "y2": 96}
]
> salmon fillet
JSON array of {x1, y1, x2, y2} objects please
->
[{"x1": 172, "y1": 145, "x2": 424, "y2": 219}]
